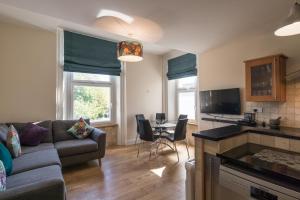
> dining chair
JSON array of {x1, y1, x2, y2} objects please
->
[
  {"x1": 178, "y1": 114, "x2": 188, "y2": 120},
  {"x1": 161, "y1": 118, "x2": 189, "y2": 162},
  {"x1": 156, "y1": 113, "x2": 166, "y2": 124},
  {"x1": 135, "y1": 114, "x2": 145, "y2": 144},
  {"x1": 137, "y1": 119, "x2": 160, "y2": 159}
]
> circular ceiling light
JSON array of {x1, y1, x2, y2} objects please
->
[
  {"x1": 117, "y1": 41, "x2": 143, "y2": 62},
  {"x1": 275, "y1": 2, "x2": 300, "y2": 36}
]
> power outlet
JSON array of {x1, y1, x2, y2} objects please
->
[{"x1": 252, "y1": 107, "x2": 263, "y2": 113}]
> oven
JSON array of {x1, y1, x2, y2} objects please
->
[
  {"x1": 218, "y1": 165, "x2": 300, "y2": 200},
  {"x1": 216, "y1": 143, "x2": 300, "y2": 200}
]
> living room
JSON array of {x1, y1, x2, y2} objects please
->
[{"x1": 0, "y1": 1, "x2": 300, "y2": 200}]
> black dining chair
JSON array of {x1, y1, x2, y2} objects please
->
[
  {"x1": 135, "y1": 114, "x2": 145, "y2": 144},
  {"x1": 178, "y1": 114, "x2": 188, "y2": 120},
  {"x1": 137, "y1": 119, "x2": 160, "y2": 158},
  {"x1": 156, "y1": 113, "x2": 166, "y2": 124},
  {"x1": 161, "y1": 118, "x2": 189, "y2": 162}
]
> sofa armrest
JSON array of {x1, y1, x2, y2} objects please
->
[
  {"x1": 0, "y1": 179, "x2": 65, "y2": 200},
  {"x1": 90, "y1": 128, "x2": 106, "y2": 158}
]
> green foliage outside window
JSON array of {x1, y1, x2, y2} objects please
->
[{"x1": 73, "y1": 85, "x2": 110, "y2": 121}]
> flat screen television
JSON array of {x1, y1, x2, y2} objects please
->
[{"x1": 200, "y1": 88, "x2": 241, "y2": 115}]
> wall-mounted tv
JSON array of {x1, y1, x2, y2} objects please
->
[{"x1": 200, "y1": 88, "x2": 241, "y2": 115}]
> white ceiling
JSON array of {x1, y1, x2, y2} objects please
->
[{"x1": 0, "y1": 0, "x2": 294, "y2": 55}]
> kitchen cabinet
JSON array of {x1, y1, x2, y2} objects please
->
[{"x1": 245, "y1": 54, "x2": 287, "y2": 102}]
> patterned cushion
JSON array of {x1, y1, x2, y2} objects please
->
[
  {"x1": 0, "y1": 124, "x2": 8, "y2": 144},
  {"x1": 0, "y1": 160, "x2": 6, "y2": 191},
  {"x1": 20, "y1": 123, "x2": 48, "y2": 146},
  {"x1": 0, "y1": 143, "x2": 12, "y2": 176},
  {"x1": 6, "y1": 125, "x2": 22, "y2": 158},
  {"x1": 67, "y1": 118, "x2": 94, "y2": 139}
]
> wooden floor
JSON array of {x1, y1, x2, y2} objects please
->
[{"x1": 63, "y1": 142, "x2": 195, "y2": 200}]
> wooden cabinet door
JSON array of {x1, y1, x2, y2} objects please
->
[{"x1": 245, "y1": 55, "x2": 285, "y2": 102}]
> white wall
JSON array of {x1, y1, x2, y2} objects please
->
[
  {"x1": 199, "y1": 32, "x2": 300, "y2": 91},
  {"x1": 198, "y1": 32, "x2": 300, "y2": 129},
  {"x1": 126, "y1": 53, "x2": 163, "y2": 142},
  {"x1": 0, "y1": 21, "x2": 57, "y2": 122}
]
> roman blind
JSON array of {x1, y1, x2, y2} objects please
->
[
  {"x1": 167, "y1": 53, "x2": 197, "y2": 80},
  {"x1": 64, "y1": 31, "x2": 121, "y2": 76}
]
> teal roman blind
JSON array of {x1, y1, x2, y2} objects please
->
[
  {"x1": 64, "y1": 31, "x2": 121, "y2": 76},
  {"x1": 167, "y1": 53, "x2": 197, "y2": 80}
]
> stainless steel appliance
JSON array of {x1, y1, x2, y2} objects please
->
[{"x1": 218, "y1": 165, "x2": 300, "y2": 200}]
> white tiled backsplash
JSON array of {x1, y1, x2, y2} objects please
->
[{"x1": 246, "y1": 78, "x2": 300, "y2": 128}]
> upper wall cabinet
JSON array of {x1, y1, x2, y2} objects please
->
[{"x1": 245, "y1": 54, "x2": 287, "y2": 102}]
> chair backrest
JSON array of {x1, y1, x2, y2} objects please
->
[
  {"x1": 138, "y1": 119, "x2": 155, "y2": 142},
  {"x1": 173, "y1": 119, "x2": 188, "y2": 141},
  {"x1": 156, "y1": 113, "x2": 166, "y2": 123},
  {"x1": 135, "y1": 114, "x2": 145, "y2": 134},
  {"x1": 178, "y1": 114, "x2": 188, "y2": 120}
]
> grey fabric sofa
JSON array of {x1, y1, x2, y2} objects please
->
[
  {"x1": 0, "y1": 119, "x2": 106, "y2": 200},
  {"x1": 52, "y1": 119, "x2": 106, "y2": 166}
]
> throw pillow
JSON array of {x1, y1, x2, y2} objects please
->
[
  {"x1": 6, "y1": 125, "x2": 21, "y2": 158},
  {"x1": 0, "y1": 160, "x2": 6, "y2": 191},
  {"x1": 0, "y1": 143, "x2": 12, "y2": 176},
  {"x1": 67, "y1": 118, "x2": 94, "y2": 139},
  {"x1": 0, "y1": 124, "x2": 8, "y2": 144},
  {"x1": 20, "y1": 123, "x2": 48, "y2": 146}
]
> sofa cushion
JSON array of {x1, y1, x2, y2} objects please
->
[
  {"x1": 3, "y1": 165, "x2": 65, "y2": 200},
  {"x1": 52, "y1": 119, "x2": 90, "y2": 142},
  {"x1": 21, "y1": 143, "x2": 54, "y2": 154},
  {"x1": 55, "y1": 138, "x2": 98, "y2": 157},
  {"x1": 20, "y1": 123, "x2": 48, "y2": 146},
  {"x1": 67, "y1": 118, "x2": 94, "y2": 139},
  {"x1": 7, "y1": 121, "x2": 53, "y2": 143},
  {"x1": 12, "y1": 149, "x2": 61, "y2": 175},
  {"x1": 6, "y1": 125, "x2": 22, "y2": 158},
  {"x1": 0, "y1": 143, "x2": 12, "y2": 176},
  {"x1": 0, "y1": 124, "x2": 8, "y2": 144},
  {"x1": 0, "y1": 160, "x2": 6, "y2": 191}
]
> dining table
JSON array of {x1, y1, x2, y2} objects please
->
[{"x1": 151, "y1": 121, "x2": 177, "y2": 151}]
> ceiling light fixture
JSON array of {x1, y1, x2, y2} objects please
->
[
  {"x1": 97, "y1": 9, "x2": 134, "y2": 24},
  {"x1": 274, "y1": 2, "x2": 300, "y2": 36},
  {"x1": 117, "y1": 41, "x2": 143, "y2": 62}
]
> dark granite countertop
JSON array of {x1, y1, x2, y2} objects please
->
[
  {"x1": 192, "y1": 124, "x2": 300, "y2": 141},
  {"x1": 218, "y1": 143, "x2": 300, "y2": 192}
]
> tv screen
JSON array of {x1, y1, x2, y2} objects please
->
[{"x1": 200, "y1": 88, "x2": 241, "y2": 115}]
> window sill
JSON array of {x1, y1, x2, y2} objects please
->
[
  {"x1": 188, "y1": 121, "x2": 198, "y2": 126},
  {"x1": 91, "y1": 122, "x2": 118, "y2": 128}
]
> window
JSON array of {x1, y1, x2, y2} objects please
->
[
  {"x1": 65, "y1": 72, "x2": 115, "y2": 124},
  {"x1": 176, "y1": 76, "x2": 197, "y2": 120}
]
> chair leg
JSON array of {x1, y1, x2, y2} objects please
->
[
  {"x1": 137, "y1": 141, "x2": 141, "y2": 158},
  {"x1": 98, "y1": 158, "x2": 102, "y2": 167},
  {"x1": 135, "y1": 134, "x2": 138, "y2": 145},
  {"x1": 185, "y1": 139, "x2": 190, "y2": 159},
  {"x1": 174, "y1": 142, "x2": 179, "y2": 162},
  {"x1": 156, "y1": 139, "x2": 160, "y2": 156},
  {"x1": 149, "y1": 147, "x2": 152, "y2": 160}
]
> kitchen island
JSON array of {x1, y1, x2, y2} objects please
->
[{"x1": 192, "y1": 124, "x2": 300, "y2": 200}]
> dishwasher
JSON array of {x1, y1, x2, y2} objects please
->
[{"x1": 216, "y1": 143, "x2": 300, "y2": 200}]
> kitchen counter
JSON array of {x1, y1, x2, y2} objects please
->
[
  {"x1": 192, "y1": 124, "x2": 300, "y2": 141},
  {"x1": 219, "y1": 143, "x2": 300, "y2": 193},
  {"x1": 193, "y1": 122, "x2": 300, "y2": 200}
]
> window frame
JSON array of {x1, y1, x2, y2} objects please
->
[
  {"x1": 175, "y1": 77, "x2": 197, "y2": 121},
  {"x1": 65, "y1": 72, "x2": 116, "y2": 126}
]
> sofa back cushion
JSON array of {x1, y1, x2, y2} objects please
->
[
  {"x1": 0, "y1": 143, "x2": 12, "y2": 176},
  {"x1": 6, "y1": 121, "x2": 53, "y2": 143},
  {"x1": 52, "y1": 119, "x2": 90, "y2": 142}
]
